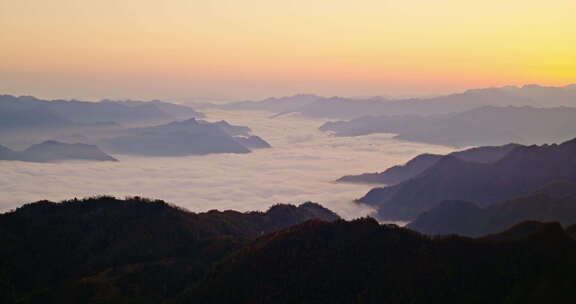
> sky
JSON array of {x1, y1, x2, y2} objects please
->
[{"x1": 1, "y1": 0, "x2": 575, "y2": 101}]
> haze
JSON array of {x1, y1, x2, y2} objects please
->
[{"x1": 1, "y1": 0, "x2": 575, "y2": 101}]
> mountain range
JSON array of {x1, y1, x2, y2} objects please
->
[
  {"x1": 205, "y1": 84, "x2": 576, "y2": 119},
  {"x1": 99, "y1": 118, "x2": 271, "y2": 156},
  {"x1": 0, "y1": 196, "x2": 338, "y2": 303},
  {"x1": 407, "y1": 181, "x2": 576, "y2": 236},
  {"x1": 320, "y1": 105, "x2": 576, "y2": 147},
  {"x1": 0, "y1": 94, "x2": 272, "y2": 157},
  {"x1": 0, "y1": 95, "x2": 204, "y2": 130},
  {"x1": 337, "y1": 143, "x2": 520, "y2": 185},
  {"x1": 188, "y1": 219, "x2": 576, "y2": 304},
  {"x1": 357, "y1": 137, "x2": 576, "y2": 221},
  {"x1": 1, "y1": 196, "x2": 575, "y2": 303}
]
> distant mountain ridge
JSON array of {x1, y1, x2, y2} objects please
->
[
  {"x1": 320, "y1": 105, "x2": 576, "y2": 146},
  {"x1": 0, "y1": 93, "x2": 271, "y2": 157},
  {"x1": 357, "y1": 137, "x2": 576, "y2": 221},
  {"x1": 207, "y1": 84, "x2": 576, "y2": 119},
  {"x1": 0, "y1": 94, "x2": 204, "y2": 130},
  {"x1": 0, "y1": 141, "x2": 117, "y2": 162}
]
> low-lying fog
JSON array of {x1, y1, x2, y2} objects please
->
[{"x1": 0, "y1": 109, "x2": 454, "y2": 219}]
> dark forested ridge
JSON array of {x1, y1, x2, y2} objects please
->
[
  {"x1": 0, "y1": 197, "x2": 338, "y2": 303},
  {"x1": 183, "y1": 219, "x2": 576, "y2": 304},
  {"x1": 1, "y1": 196, "x2": 575, "y2": 303}
]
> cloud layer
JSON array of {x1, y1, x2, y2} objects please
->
[{"x1": 0, "y1": 109, "x2": 454, "y2": 219}]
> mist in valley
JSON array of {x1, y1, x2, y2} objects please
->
[{"x1": 0, "y1": 108, "x2": 454, "y2": 219}]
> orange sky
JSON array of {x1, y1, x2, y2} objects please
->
[{"x1": 1, "y1": 0, "x2": 575, "y2": 101}]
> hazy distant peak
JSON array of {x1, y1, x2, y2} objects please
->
[
  {"x1": 522, "y1": 84, "x2": 545, "y2": 89},
  {"x1": 25, "y1": 140, "x2": 96, "y2": 151},
  {"x1": 0, "y1": 140, "x2": 117, "y2": 162}
]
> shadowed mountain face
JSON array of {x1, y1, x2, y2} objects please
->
[
  {"x1": 358, "y1": 138, "x2": 576, "y2": 221},
  {"x1": 320, "y1": 106, "x2": 576, "y2": 147},
  {"x1": 0, "y1": 197, "x2": 339, "y2": 303},
  {"x1": 182, "y1": 219, "x2": 576, "y2": 304},
  {"x1": 337, "y1": 153, "x2": 443, "y2": 185},
  {"x1": 99, "y1": 118, "x2": 270, "y2": 156},
  {"x1": 408, "y1": 181, "x2": 576, "y2": 236},
  {"x1": 0, "y1": 141, "x2": 117, "y2": 162},
  {"x1": 337, "y1": 143, "x2": 520, "y2": 185}
]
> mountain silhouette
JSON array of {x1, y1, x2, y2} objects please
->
[
  {"x1": 210, "y1": 84, "x2": 576, "y2": 119},
  {"x1": 408, "y1": 181, "x2": 576, "y2": 236},
  {"x1": 320, "y1": 105, "x2": 576, "y2": 146},
  {"x1": 99, "y1": 118, "x2": 270, "y2": 156},
  {"x1": 358, "y1": 138, "x2": 576, "y2": 221},
  {"x1": 2, "y1": 196, "x2": 575, "y2": 303},
  {"x1": 0, "y1": 94, "x2": 204, "y2": 129},
  {"x1": 185, "y1": 218, "x2": 576, "y2": 304},
  {"x1": 337, "y1": 143, "x2": 520, "y2": 185},
  {"x1": 0, "y1": 196, "x2": 339, "y2": 303}
]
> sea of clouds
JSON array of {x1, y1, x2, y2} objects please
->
[{"x1": 0, "y1": 109, "x2": 455, "y2": 219}]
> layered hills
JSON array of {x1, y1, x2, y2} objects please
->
[
  {"x1": 407, "y1": 181, "x2": 576, "y2": 236},
  {"x1": 187, "y1": 219, "x2": 576, "y2": 304},
  {"x1": 357, "y1": 137, "x2": 576, "y2": 221},
  {"x1": 320, "y1": 105, "x2": 576, "y2": 147},
  {"x1": 0, "y1": 196, "x2": 339, "y2": 303},
  {"x1": 337, "y1": 143, "x2": 519, "y2": 185},
  {"x1": 208, "y1": 84, "x2": 576, "y2": 120},
  {"x1": 0, "y1": 95, "x2": 204, "y2": 129},
  {"x1": 2, "y1": 197, "x2": 575, "y2": 303}
]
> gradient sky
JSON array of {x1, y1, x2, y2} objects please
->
[{"x1": 1, "y1": 0, "x2": 575, "y2": 101}]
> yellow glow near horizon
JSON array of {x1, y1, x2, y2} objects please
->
[{"x1": 1, "y1": 0, "x2": 575, "y2": 100}]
